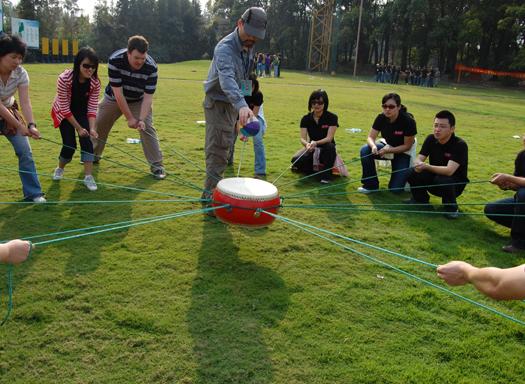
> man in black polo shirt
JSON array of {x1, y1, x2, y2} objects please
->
[
  {"x1": 407, "y1": 110, "x2": 468, "y2": 219},
  {"x1": 93, "y1": 35, "x2": 165, "y2": 179}
]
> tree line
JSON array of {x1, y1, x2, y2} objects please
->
[{"x1": 5, "y1": 0, "x2": 525, "y2": 76}]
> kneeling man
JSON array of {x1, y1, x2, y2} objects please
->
[{"x1": 407, "y1": 110, "x2": 468, "y2": 219}]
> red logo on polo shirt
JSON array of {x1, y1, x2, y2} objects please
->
[
  {"x1": 394, "y1": 130, "x2": 403, "y2": 135},
  {"x1": 444, "y1": 153, "x2": 452, "y2": 158},
  {"x1": 322, "y1": 125, "x2": 329, "y2": 129}
]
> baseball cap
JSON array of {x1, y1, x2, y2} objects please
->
[{"x1": 241, "y1": 7, "x2": 267, "y2": 40}]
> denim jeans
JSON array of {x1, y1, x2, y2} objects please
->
[
  {"x1": 229, "y1": 106, "x2": 267, "y2": 175},
  {"x1": 3, "y1": 132, "x2": 44, "y2": 199},
  {"x1": 360, "y1": 142, "x2": 411, "y2": 192},
  {"x1": 484, "y1": 188, "x2": 525, "y2": 248}
]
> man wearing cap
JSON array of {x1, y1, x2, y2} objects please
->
[{"x1": 202, "y1": 7, "x2": 267, "y2": 202}]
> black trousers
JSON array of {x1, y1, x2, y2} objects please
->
[
  {"x1": 484, "y1": 188, "x2": 525, "y2": 248},
  {"x1": 291, "y1": 142, "x2": 337, "y2": 179},
  {"x1": 408, "y1": 170, "x2": 467, "y2": 211},
  {"x1": 59, "y1": 115, "x2": 94, "y2": 162}
]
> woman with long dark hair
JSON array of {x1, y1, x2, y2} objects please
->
[
  {"x1": 0, "y1": 34, "x2": 45, "y2": 203},
  {"x1": 291, "y1": 89, "x2": 339, "y2": 183},
  {"x1": 51, "y1": 47, "x2": 100, "y2": 191},
  {"x1": 358, "y1": 93, "x2": 417, "y2": 193}
]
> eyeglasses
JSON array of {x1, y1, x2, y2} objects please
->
[
  {"x1": 312, "y1": 100, "x2": 324, "y2": 106},
  {"x1": 382, "y1": 104, "x2": 397, "y2": 110},
  {"x1": 82, "y1": 63, "x2": 96, "y2": 70}
]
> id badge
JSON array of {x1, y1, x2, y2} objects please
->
[{"x1": 240, "y1": 80, "x2": 252, "y2": 96}]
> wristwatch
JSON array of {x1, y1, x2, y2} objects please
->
[{"x1": 27, "y1": 122, "x2": 37, "y2": 129}]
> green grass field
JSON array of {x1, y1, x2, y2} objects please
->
[{"x1": 1, "y1": 61, "x2": 525, "y2": 383}]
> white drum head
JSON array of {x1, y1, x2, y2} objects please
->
[{"x1": 216, "y1": 177, "x2": 279, "y2": 201}]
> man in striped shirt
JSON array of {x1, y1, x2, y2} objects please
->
[{"x1": 93, "y1": 35, "x2": 166, "y2": 179}]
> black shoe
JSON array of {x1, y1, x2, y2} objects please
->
[
  {"x1": 152, "y1": 167, "x2": 166, "y2": 180},
  {"x1": 254, "y1": 174, "x2": 267, "y2": 180},
  {"x1": 502, "y1": 244, "x2": 525, "y2": 254},
  {"x1": 320, "y1": 178, "x2": 331, "y2": 184}
]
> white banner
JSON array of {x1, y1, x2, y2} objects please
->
[{"x1": 11, "y1": 17, "x2": 40, "y2": 49}]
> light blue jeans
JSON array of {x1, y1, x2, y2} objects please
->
[
  {"x1": 253, "y1": 113, "x2": 266, "y2": 175},
  {"x1": 228, "y1": 106, "x2": 267, "y2": 175},
  {"x1": 3, "y1": 132, "x2": 44, "y2": 199}
]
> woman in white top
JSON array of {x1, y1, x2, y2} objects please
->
[{"x1": 0, "y1": 34, "x2": 45, "y2": 202}]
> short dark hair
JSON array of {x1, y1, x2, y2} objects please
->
[
  {"x1": 435, "y1": 110, "x2": 456, "y2": 127},
  {"x1": 127, "y1": 35, "x2": 149, "y2": 53},
  {"x1": 382, "y1": 92, "x2": 401, "y2": 106},
  {"x1": 73, "y1": 46, "x2": 99, "y2": 82},
  {"x1": 308, "y1": 89, "x2": 329, "y2": 112},
  {"x1": 0, "y1": 34, "x2": 27, "y2": 59}
]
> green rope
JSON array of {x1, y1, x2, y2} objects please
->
[
  {"x1": 33, "y1": 206, "x2": 224, "y2": 246},
  {"x1": 272, "y1": 148, "x2": 310, "y2": 184},
  {"x1": 264, "y1": 211, "x2": 525, "y2": 327},
  {"x1": 0, "y1": 264, "x2": 13, "y2": 326},
  {"x1": 282, "y1": 161, "x2": 413, "y2": 198},
  {"x1": 41, "y1": 136, "x2": 207, "y2": 195},
  {"x1": 275, "y1": 152, "x2": 374, "y2": 187},
  {"x1": 284, "y1": 201, "x2": 525, "y2": 208},
  {"x1": 0, "y1": 207, "x2": 221, "y2": 325},
  {"x1": 267, "y1": 212, "x2": 437, "y2": 268},
  {"x1": 283, "y1": 179, "x2": 489, "y2": 199},
  {"x1": 139, "y1": 129, "x2": 212, "y2": 193},
  {"x1": 94, "y1": 136, "x2": 208, "y2": 194},
  {"x1": 1, "y1": 166, "x2": 195, "y2": 199},
  {"x1": 0, "y1": 198, "x2": 206, "y2": 206},
  {"x1": 1, "y1": 210, "x2": 205, "y2": 244},
  {"x1": 158, "y1": 140, "x2": 221, "y2": 183},
  {"x1": 282, "y1": 204, "x2": 525, "y2": 218}
]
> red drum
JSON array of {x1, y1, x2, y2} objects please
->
[{"x1": 212, "y1": 177, "x2": 281, "y2": 227}]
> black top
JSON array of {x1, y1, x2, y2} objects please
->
[
  {"x1": 245, "y1": 91, "x2": 263, "y2": 111},
  {"x1": 515, "y1": 150, "x2": 525, "y2": 177},
  {"x1": 70, "y1": 79, "x2": 91, "y2": 117},
  {"x1": 105, "y1": 48, "x2": 158, "y2": 102},
  {"x1": 372, "y1": 111, "x2": 417, "y2": 147},
  {"x1": 420, "y1": 133, "x2": 469, "y2": 181},
  {"x1": 300, "y1": 111, "x2": 339, "y2": 143}
]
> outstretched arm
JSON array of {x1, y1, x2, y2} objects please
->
[{"x1": 437, "y1": 261, "x2": 525, "y2": 300}]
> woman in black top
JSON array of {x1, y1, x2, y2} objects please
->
[
  {"x1": 291, "y1": 89, "x2": 338, "y2": 183},
  {"x1": 484, "y1": 135, "x2": 525, "y2": 253},
  {"x1": 358, "y1": 93, "x2": 417, "y2": 193}
]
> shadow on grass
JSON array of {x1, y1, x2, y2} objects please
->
[
  {"x1": 0, "y1": 171, "x2": 156, "y2": 285},
  {"x1": 188, "y1": 220, "x2": 289, "y2": 383}
]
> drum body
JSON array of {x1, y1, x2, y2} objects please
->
[{"x1": 212, "y1": 177, "x2": 280, "y2": 227}]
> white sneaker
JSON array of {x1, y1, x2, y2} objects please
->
[
  {"x1": 52, "y1": 167, "x2": 64, "y2": 180},
  {"x1": 84, "y1": 175, "x2": 98, "y2": 191},
  {"x1": 32, "y1": 196, "x2": 47, "y2": 203},
  {"x1": 357, "y1": 186, "x2": 374, "y2": 194}
]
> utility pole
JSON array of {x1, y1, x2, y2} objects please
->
[{"x1": 353, "y1": 0, "x2": 364, "y2": 77}]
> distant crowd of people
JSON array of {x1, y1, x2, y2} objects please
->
[
  {"x1": 375, "y1": 63, "x2": 440, "y2": 88},
  {"x1": 254, "y1": 52, "x2": 281, "y2": 78}
]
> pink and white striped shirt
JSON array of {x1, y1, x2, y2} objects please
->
[{"x1": 50, "y1": 69, "x2": 100, "y2": 128}]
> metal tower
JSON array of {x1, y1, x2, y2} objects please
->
[{"x1": 307, "y1": 0, "x2": 336, "y2": 72}]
